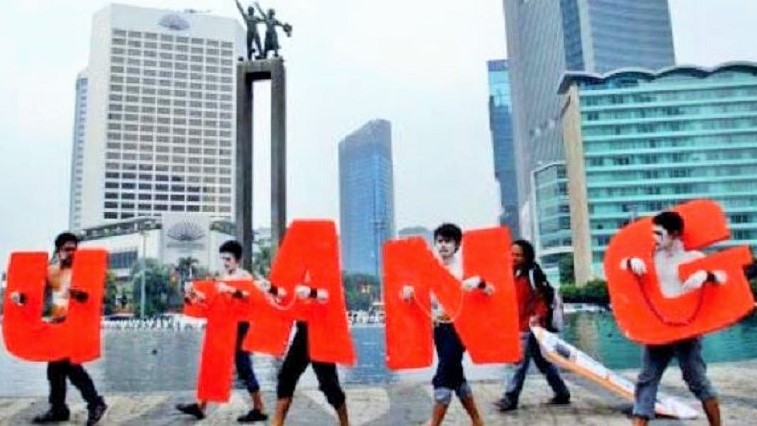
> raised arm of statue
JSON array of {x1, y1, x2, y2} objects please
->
[
  {"x1": 254, "y1": 1, "x2": 267, "y2": 19},
  {"x1": 235, "y1": 0, "x2": 247, "y2": 18}
]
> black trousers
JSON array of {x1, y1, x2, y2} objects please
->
[
  {"x1": 276, "y1": 322, "x2": 346, "y2": 408},
  {"x1": 47, "y1": 360, "x2": 100, "y2": 409},
  {"x1": 432, "y1": 323, "x2": 467, "y2": 390},
  {"x1": 236, "y1": 322, "x2": 260, "y2": 393}
]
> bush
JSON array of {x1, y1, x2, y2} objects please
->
[{"x1": 560, "y1": 279, "x2": 609, "y2": 304}]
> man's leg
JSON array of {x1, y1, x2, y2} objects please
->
[
  {"x1": 431, "y1": 324, "x2": 467, "y2": 425},
  {"x1": 497, "y1": 332, "x2": 532, "y2": 410},
  {"x1": 235, "y1": 322, "x2": 267, "y2": 422},
  {"x1": 273, "y1": 323, "x2": 310, "y2": 426},
  {"x1": 676, "y1": 339, "x2": 720, "y2": 426},
  {"x1": 529, "y1": 333, "x2": 570, "y2": 403},
  {"x1": 312, "y1": 361, "x2": 348, "y2": 426},
  {"x1": 32, "y1": 361, "x2": 70, "y2": 423},
  {"x1": 457, "y1": 382, "x2": 483, "y2": 426},
  {"x1": 67, "y1": 363, "x2": 107, "y2": 425},
  {"x1": 632, "y1": 344, "x2": 673, "y2": 424},
  {"x1": 48, "y1": 360, "x2": 68, "y2": 411}
]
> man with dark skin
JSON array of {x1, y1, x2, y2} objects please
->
[{"x1": 31, "y1": 232, "x2": 108, "y2": 426}]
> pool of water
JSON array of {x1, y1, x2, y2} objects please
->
[{"x1": 1, "y1": 312, "x2": 756, "y2": 396}]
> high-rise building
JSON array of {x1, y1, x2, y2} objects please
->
[
  {"x1": 339, "y1": 120, "x2": 396, "y2": 278},
  {"x1": 71, "y1": 4, "x2": 244, "y2": 230},
  {"x1": 69, "y1": 71, "x2": 89, "y2": 230},
  {"x1": 503, "y1": 0, "x2": 675, "y2": 275},
  {"x1": 559, "y1": 63, "x2": 757, "y2": 283},
  {"x1": 398, "y1": 226, "x2": 433, "y2": 248},
  {"x1": 487, "y1": 60, "x2": 519, "y2": 234}
]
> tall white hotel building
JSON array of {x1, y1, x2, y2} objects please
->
[{"x1": 69, "y1": 4, "x2": 245, "y2": 230}]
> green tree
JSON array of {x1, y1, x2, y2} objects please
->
[
  {"x1": 252, "y1": 245, "x2": 273, "y2": 277},
  {"x1": 172, "y1": 257, "x2": 212, "y2": 310},
  {"x1": 558, "y1": 253, "x2": 575, "y2": 284},
  {"x1": 560, "y1": 279, "x2": 609, "y2": 304},
  {"x1": 102, "y1": 271, "x2": 119, "y2": 315},
  {"x1": 342, "y1": 273, "x2": 380, "y2": 311},
  {"x1": 131, "y1": 258, "x2": 171, "y2": 317}
]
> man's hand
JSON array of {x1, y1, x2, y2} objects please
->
[
  {"x1": 216, "y1": 282, "x2": 235, "y2": 294},
  {"x1": 461, "y1": 276, "x2": 482, "y2": 292},
  {"x1": 682, "y1": 270, "x2": 708, "y2": 292},
  {"x1": 621, "y1": 257, "x2": 647, "y2": 276},
  {"x1": 255, "y1": 277, "x2": 272, "y2": 293},
  {"x1": 295, "y1": 285, "x2": 311, "y2": 299},
  {"x1": 482, "y1": 283, "x2": 495, "y2": 296},
  {"x1": 529, "y1": 315, "x2": 541, "y2": 328},
  {"x1": 711, "y1": 270, "x2": 728, "y2": 284},
  {"x1": 315, "y1": 289, "x2": 329, "y2": 303},
  {"x1": 683, "y1": 270, "x2": 728, "y2": 292},
  {"x1": 185, "y1": 287, "x2": 206, "y2": 304},
  {"x1": 400, "y1": 284, "x2": 415, "y2": 301},
  {"x1": 294, "y1": 285, "x2": 328, "y2": 303},
  {"x1": 10, "y1": 291, "x2": 26, "y2": 306}
]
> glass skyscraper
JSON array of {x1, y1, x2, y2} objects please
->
[
  {"x1": 339, "y1": 120, "x2": 396, "y2": 278},
  {"x1": 69, "y1": 71, "x2": 89, "y2": 230},
  {"x1": 560, "y1": 63, "x2": 757, "y2": 283},
  {"x1": 503, "y1": 0, "x2": 675, "y2": 277},
  {"x1": 487, "y1": 60, "x2": 519, "y2": 234}
]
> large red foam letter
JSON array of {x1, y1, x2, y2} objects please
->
[
  {"x1": 383, "y1": 227, "x2": 521, "y2": 370},
  {"x1": 243, "y1": 220, "x2": 355, "y2": 365},
  {"x1": 183, "y1": 279, "x2": 257, "y2": 403},
  {"x1": 2, "y1": 250, "x2": 107, "y2": 363},
  {"x1": 604, "y1": 200, "x2": 754, "y2": 345},
  {"x1": 185, "y1": 220, "x2": 356, "y2": 402}
]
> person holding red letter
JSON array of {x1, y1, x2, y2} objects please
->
[
  {"x1": 176, "y1": 240, "x2": 269, "y2": 422},
  {"x1": 622, "y1": 212, "x2": 724, "y2": 426},
  {"x1": 401, "y1": 223, "x2": 486, "y2": 426},
  {"x1": 271, "y1": 320, "x2": 348, "y2": 425},
  {"x1": 495, "y1": 239, "x2": 570, "y2": 412},
  {"x1": 31, "y1": 232, "x2": 107, "y2": 426}
]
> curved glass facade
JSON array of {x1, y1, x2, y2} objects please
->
[{"x1": 562, "y1": 65, "x2": 757, "y2": 279}]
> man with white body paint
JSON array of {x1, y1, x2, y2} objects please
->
[
  {"x1": 401, "y1": 223, "x2": 493, "y2": 426},
  {"x1": 622, "y1": 211, "x2": 726, "y2": 426}
]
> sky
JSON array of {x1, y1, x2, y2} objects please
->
[{"x1": 1, "y1": 0, "x2": 757, "y2": 268}]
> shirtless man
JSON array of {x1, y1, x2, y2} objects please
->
[{"x1": 623, "y1": 211, "x2": 726, "y2": 426}]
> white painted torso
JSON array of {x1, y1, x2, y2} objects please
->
[{"x1": 653, "y1": 240, "x2": 704, "y2": 298}]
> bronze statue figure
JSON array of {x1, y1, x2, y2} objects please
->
[
  {"x1": 235, "y1": 0, "x2": 264, "y2": 60},
  {"x1": 254, "y1": 2, "x2": 292, "y2": 59}
]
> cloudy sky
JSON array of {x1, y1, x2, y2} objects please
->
[{"x1": 1, "y1": 0, "x2": 756, "y2": 266}]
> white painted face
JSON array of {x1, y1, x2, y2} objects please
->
[
  {"x1": 220, "y1": 252, "x2": 239, "y2": 273},
  {"x1": 434, "y1": 236, "x2": 458, "y2": 261},
  {"x1": 653, "y1": 225, "x2": 676, "y2": 250}
]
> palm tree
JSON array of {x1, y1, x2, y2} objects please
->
[{"x1": 252, "y1": 245, "x2": 272, "y2": 277}]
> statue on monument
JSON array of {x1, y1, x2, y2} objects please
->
[
  {"x1": 235, "y1": 0, "x2": 264, "y2": 60},
  {"x1": 254, "y1": 2, "x2": 292, "y2": 59}
]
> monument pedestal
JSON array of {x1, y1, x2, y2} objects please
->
[{"x1": 235, "y1": 58, "x2": 287, "y2": 270}]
